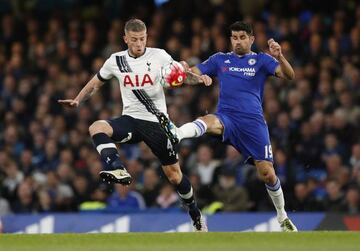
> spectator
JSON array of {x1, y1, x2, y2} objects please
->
[
  {"x1": 0, "y1": 196, "x2": 11, "y2": 216},
  {"x1": 193, "y1": 144, "x2": 221, "y2": 186},
  {"x1": 11, "y1": 182, "x2": 36, "y2": 213},
  {"x1": 350, "y1": 144, "x2": 360, "y2": 169},
  {"x1": 323, "y1": 179, "x2": 345, "y2": 212},
  {"x1": 289, "y1": 182, "x2": 323, "y2": 211},
  {"x1": 156, "y1": 183, "x2": 179, "y2": 209},
  {"x1": 212, "y1": 168, "x2": 249, "y2": 212},
  {"x1": 45, "y1": 171, "x2": 74, "y2": 211},
  {"x1": 139, "y1": 167, "x2": 161, "y2": 208},
  {"x1": 341, "y1": 185, "x2": 360, "y2": 214},
  {"x1": 107, "y1": 184, "x2": 146, "y2": 212}
]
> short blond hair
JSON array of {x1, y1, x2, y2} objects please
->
[{"x1": 124, "y1": 19, "x2": 147, "y2": 33}]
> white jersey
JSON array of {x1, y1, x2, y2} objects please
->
[{"x1": 98, "y1": 47, "x2": 172, "y2": 122}]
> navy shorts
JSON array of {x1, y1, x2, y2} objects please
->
[
  {"x1": 107, "y1": 115, "x2": 178, "y2": 165},
  {"x1": 215, "y1": 112, "x2": 273, "y2": 162}
]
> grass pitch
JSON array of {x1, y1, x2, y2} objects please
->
[{"x1": 0, "y1": 232, "x2": 358, "y2": 251}]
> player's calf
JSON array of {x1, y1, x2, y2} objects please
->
[
  {"x1": 255, "y1": 160, "x2": 297, "y2": 231},
  {"x1": 91, "y1": 130, "x2": 132, "y2": 185},
  {"x1": 162, "y1": 163, "x2": 207, "y2": 232}
]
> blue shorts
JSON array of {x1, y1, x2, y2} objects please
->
[{"x1": 215, "y1": 112, "x2": 273, "y2": 162}]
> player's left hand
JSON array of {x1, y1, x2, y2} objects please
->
[
  {"x1": 268, "y1": 38, "x2": 282, "y2": 59},
  {"x1": 199, "y1": 75, "x2": 212, "y2": 86}
]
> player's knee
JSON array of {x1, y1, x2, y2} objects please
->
[
  {"x1": 256, "y1": 161, "x2": 276, "y2": 184},
  {"x1": 198, "y1": 115, "x2": 223, "y2": 135},
  {"x1": 163, "y1": 164, "x2": 182, "y2": 185},
  {"x1": 89, "y1": 120, "x2": 112, "y2": 137},
  {"x1": 260, "y1": 172, "x2": 276, "y2": 184},
  {"x1": 260, "y1": 171, "x2": 277, "y2": 184},
  {"x1": 167, "y1": 174, "x2": 181, "y2": 185}
]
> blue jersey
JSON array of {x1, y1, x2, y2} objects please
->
[{"x1": 197, "y1": 52, "x2": 279, "y2": 118}]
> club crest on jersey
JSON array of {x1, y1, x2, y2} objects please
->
[
  {"x1": 146, "y1": 62, "x2": 151, "y2": 71},
  {"x1": 123, "y1": 74, "x2": 154, "y2": 87},
  {"x1": 248, "y1": 58, "x2": 256, "y2": 65}
]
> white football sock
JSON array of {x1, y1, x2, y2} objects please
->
[
  {"x1": 178, "y1": 119, "x2": 207, "y2": 139},
  {"x1": 266, "y1": 178, "x2": 288, "y2": 223}
]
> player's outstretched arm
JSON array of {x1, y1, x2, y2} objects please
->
[
  {"x1": 58, "y1": 75, "x2": 105, "y2": 108},
  {"x1": 180, "y1": 61, "x2": 212, "y2": 86},
  {"x1": 268, "y1": 38, "x2": 295, "y2": 80}
]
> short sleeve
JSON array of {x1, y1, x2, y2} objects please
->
[
  {"x1": 97, "y1": 56, "x2": 114, "y2": 81},
  {"x1": 158, "y1": 49, "x2": 173, "y2": 66},
  {"x1": 262, "y1": 53, "x2": 279, "y2": 76},
  {"x1": 196, "y1": 54, "x2": 218, "y2": 76}
]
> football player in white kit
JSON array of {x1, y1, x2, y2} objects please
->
[{"x1": 58, "y1": 19, "x2": 209, "y2": 231}]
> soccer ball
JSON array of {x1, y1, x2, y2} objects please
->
[{"x1": 158, "y1": 61, "x2": 186, "y2": 88}]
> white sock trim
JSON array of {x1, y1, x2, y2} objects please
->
[
  {"x1": 178, "y1": 187, "x2": 193, "y2": 200},
  {"x1": 193, "y1": 119, "x2": 207, "y2": 136},
  {"x1": 96, "y1": 143, "x2": 117, "y2": 154},
  {"x1": 195, "y1": 119, "x2": 207, "y2": 132}
]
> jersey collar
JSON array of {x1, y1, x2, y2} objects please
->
[
  {"x1": 232, "y1": 51, "x2": 256, "y2": 58},
  {"x1": 127, "y1": 48, "x2": 147, "y2": 59}
]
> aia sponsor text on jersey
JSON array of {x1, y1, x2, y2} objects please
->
[{"x1": 123, "y1": 74, "x2": 154, "y2": 87}]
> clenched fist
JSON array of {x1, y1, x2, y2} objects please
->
[{"x1": 268, "y1": 38, "x2": 282, "y2": 59}]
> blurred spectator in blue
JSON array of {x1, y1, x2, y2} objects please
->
[{"x1": 107, "y1": 184, "x2": 145, "y2": 212}]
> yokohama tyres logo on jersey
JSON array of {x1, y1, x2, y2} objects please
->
[
  {"x1": 222, "y1": 67, "x2": 256, "y2": 76},
  {"x1": 123, "y1": 74, "x2": 154, "y2": 87}
]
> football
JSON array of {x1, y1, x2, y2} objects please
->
[{"x1": 158, "y1": 61, "x2": 186, "y2": 88}]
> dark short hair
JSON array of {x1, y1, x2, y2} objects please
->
[
  {"x1": 229, "y1": 21, "x2": 253, "y2": 36},
  {"x1": 124, "y1": 18, "x2": 147, "y2": 33}
]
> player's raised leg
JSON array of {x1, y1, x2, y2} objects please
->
[
  {"x1": 162, "y1": 164, "x2": 208, "y2": 232},
  {"x1": 89, "y1": 120, "x2": 132, "y2": 185},
  {"x1": 255, "y1": 160, "x2": 297, "y2": 232},
  {"x1": 164, "y1": 114, "x2": 223, "y2": 143}
]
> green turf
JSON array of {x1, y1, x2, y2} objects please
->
[{"x1": 0, "y1": 232, "x2": 359, "y2": 251}]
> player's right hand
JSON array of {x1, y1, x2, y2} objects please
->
[
  {"x1": 199, "y1": 75, "x2": 212, "y2": 86},
  {"x1": 58, "y1": 99, "x2": 79, "y2": 108}
]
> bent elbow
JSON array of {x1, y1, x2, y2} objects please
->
[{"x1": 287, "y1": 71, "x2": 295, "y2": 80}]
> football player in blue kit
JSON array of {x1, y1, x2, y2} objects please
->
[{"x1": 163, "y1": 21, "x2": 298, "y2": 231}]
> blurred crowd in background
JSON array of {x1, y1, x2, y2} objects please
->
[{"x1": 0, "y1": 0, "x2": 360, "y2": 216}]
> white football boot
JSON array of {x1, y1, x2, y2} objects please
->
[
  {"x1": 280, "y1": 218, "x2": 298, "y2": 232},
  {"x1": 193, "y1": 214, "x2": 208, "y2": 232},
  {"x1": 99, "y1": 168, "x2": 132, "y2": 185}
]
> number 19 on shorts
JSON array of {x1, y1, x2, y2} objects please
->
[{"x1": 264, "y1": 145, "x2": 273, "y2": 159}]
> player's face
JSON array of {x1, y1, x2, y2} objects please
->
[
  {"x1": 230, "y1": 30, "x2": 254, "y2": 55},
  {"x1": 124, "y1": 30, "x2": 147, "y2": 57}
]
